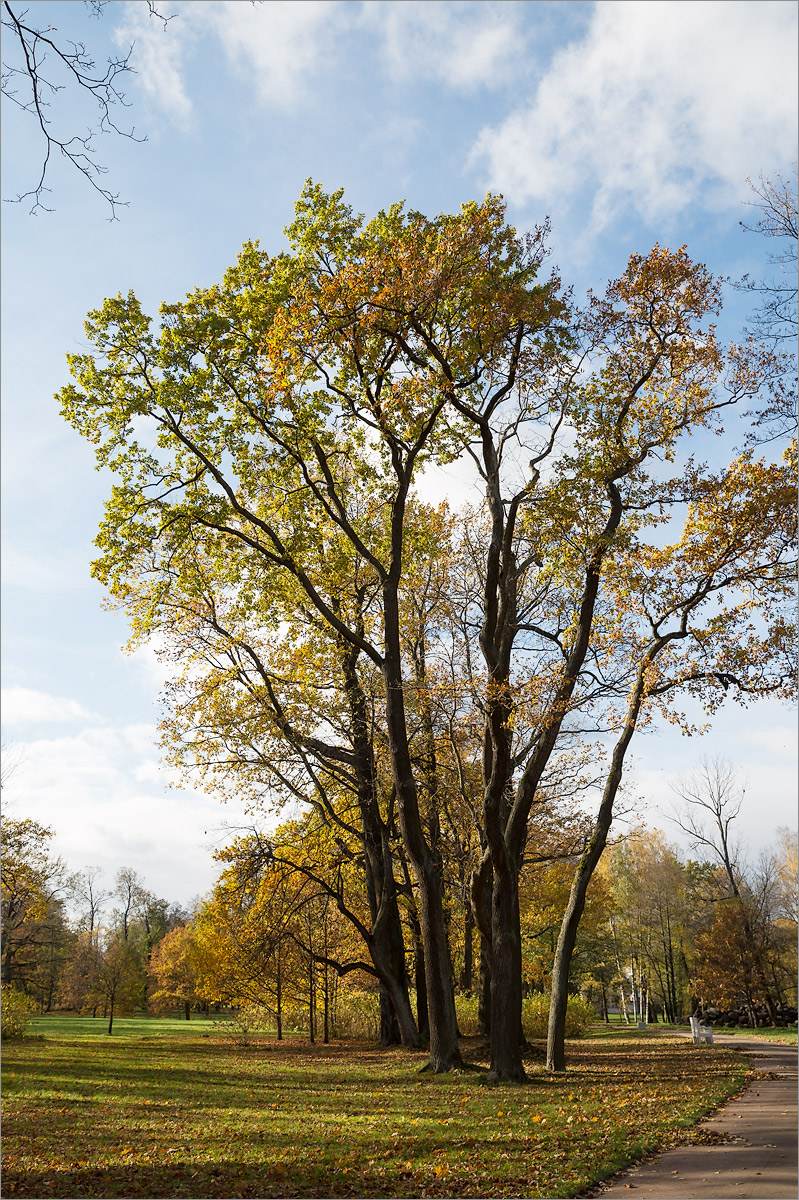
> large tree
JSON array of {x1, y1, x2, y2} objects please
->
[{"x1": 60, "y1": 184, "x2": 795, "y2": 1077}]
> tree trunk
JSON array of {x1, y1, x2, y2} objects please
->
[
  {"x1": 379, "y1": 987, "x2": 400, "y2": 1044},
  {"x1": 478, "y1": 937, "x2": 491, "y2": 1035},
  {"x1": 410, "y1": 913, "x2": 429, "y2": 1041},
  {"x1": 382, "y1": 624, "x2": 460, "y2": 1071},
  {"x1": 461, "y1": 900, "x2": 474, "y2": 993},
  {"x1": 309, "y1": 957, "x2": 315, "y2": 1043},
  {"x1": 416, "y1": 866, "x2": 461, "y2": 1071},
  {"x1": 185, "y1": 1001, "x2": 190, "y2": 1020},
  {"x1": 472, "y1": 860, "x2": 493, "y2": 1036},
  {"x1": 487, "y1": 855, "x2": 526, "y2": 1082},
  {"x1": 276, "y1": 942, "x2": 283, "y2": 1041},
  {"x1": 342, "y1": 641, "x2": 420, "y2": 1049},
  {"x1": 323, "y1": 959, "x2": 329, "y2": 1044}
]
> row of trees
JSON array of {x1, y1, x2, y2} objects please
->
[
  {"x1": 187, "y1": 763, "x2": 798, "y2": 1034},
  {"x1": 3, "y1": 790, "x2": 796, "y2": 1041},
  {"x1": 0, "y1": 814, "x2": 188, "y2": 1033},
  {"x1": 57, "y1": 181, "x2": 796, "y2": 1076}
]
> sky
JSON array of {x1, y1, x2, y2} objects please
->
[{"x1": 2, "y1": 0, "x2": 797, "y2": 911}]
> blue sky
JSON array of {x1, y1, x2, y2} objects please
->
[{"x1": 2, "y1": 0, "x2": 796, "y2": 908}]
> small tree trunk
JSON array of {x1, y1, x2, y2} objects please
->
[
  {"x1": 309, "y1": 957, "x2": 315, "y2": 1044},
  {"x1": 461, "y1": 900, "x2": 474, "y2": 994},
  {"x1": 409, "y1": 914, "x2": 429, "y2": 1041},
  {"x1": 323, "y1": 960, "x2": 329, "y2": 1044},
  {"x1": 276, "y1": 945, "x2": 283, "y2": 1041},
  {"x1": 185, "y1": 1001, "x2": 191, "y2": 1020}
]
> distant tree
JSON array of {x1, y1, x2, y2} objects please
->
[
  {"x1": 0, "y1": 815, "x2": 69, "y2": 993},
  {"x1": 112, "y1": 867, "x2": 146, "y2": 941},
  {"x1": 58, "y1": 926, "x2": 142, "y2": 1032},
  {"x1": 147, "y1": 923, "x2": 202, "y2": 1019},
  {"x1": 95, "y1": 933, "x2": 142, "y2": 1033},
  {"x1": 691, "y1": 900, "x2": 773, "y2": 1022},
  {"x1": 771, "y1": 826, "x2": 798, "y2": 925},
  {"x1": 735, "y1": 168, "x2": 798, "y2": 446},
  {"x1": 672, "y1": 758, "x2": 780, "y2": 1023},
  {"x1": 69, "y1": 865, "x2": 108, "y2": 936},
  {"x1": 58, "y1": 929, "x2": 103, "y2": 1014}
]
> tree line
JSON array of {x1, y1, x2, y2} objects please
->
[
  {"x1": 0, "y1": 819, "x2": 189, "y2": 1033},
  {"x1": 2, "y1": 781, "x2": 796, "y2": 1044}
]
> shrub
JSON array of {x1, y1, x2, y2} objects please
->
[
  {"x1": 223, "y1": 1003, "x2": 273, "y2": 1045},
  {"x1": 455, "y1": 992, "x2": 480, "y2": 1035},
  {"x1": 522, "y1": 992, "x2": 595, "y2": 1039},
  {"x1": 332, "y1": 989, "x2": 380, "y2": 1040},
  {"x1": 1, "y1": 986, "x2": 35, "y2": 1040}
]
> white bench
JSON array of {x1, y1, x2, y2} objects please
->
[{"x1": 690, "y1": 1016, "x2": 713, "y2": 1044}]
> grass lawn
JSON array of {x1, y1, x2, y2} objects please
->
[
  {"x1": 2, "y1": 1018, "x2": 751, "y2": 1199},
  {"x1": 702, "y1": 1024, "x2": 798, "y2": 1045}
]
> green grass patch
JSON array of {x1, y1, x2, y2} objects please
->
[
  {"x1": 26, "y1": 1014, "x2": 228, "y2": 1039},
  {"x1": 2, "y1": 1024, "x2": 750, "y2": 1198},
  {"x1": 705, "y1": 1024, "x2": 797, "y2": 1045}
]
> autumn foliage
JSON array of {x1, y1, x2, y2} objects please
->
[{"x1": 57, "y1": 183, "x2": 796, "y2": 1076}]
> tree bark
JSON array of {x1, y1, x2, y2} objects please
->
[
  {"x1": 383, "y1": 590, "x2": 461, "y2": 1071},
  {"x1": 487, "y1": 855, "x2": 525, "y2": 1081},
  {"x1": 547, "y1": 655, "x2": 647, "y2": 1071},
  {"x1": 341, "y1": 641, "x2": 420, "y2": 1049}
]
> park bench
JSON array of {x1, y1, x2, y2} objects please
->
[{"x1": 690, "y1": 1016, "x2": 713, "y2": 1044}]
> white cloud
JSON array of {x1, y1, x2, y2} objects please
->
[
  {"x1": 201, "y1": 0, "x2": 347, "y2": 109},
  {"x1": 471, "y1": 1, "x2": 798, "y2": 227},
  {"x1": 363, "y1": 1, "x2": 526, "y2": 89},
  {"x1": 7, "y1": 722, "x2": 253, "y2": 904},
  {"x1": 114, "y1": 0, "x2": 528, "y2": 121},
  {"x1": 115, "y1": 1, "x2": 194, "y2": 125},
  {"x1": 1, "y1": 686, "x2": 98, "y2": 726},
  {"x1": 739, "y1": 724, "x2": 798, "y2": 758}
]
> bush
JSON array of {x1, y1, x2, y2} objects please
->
[
  {"x1": 223, "y1": 1003, "x2": 273, "y2": 1045},
  {"x1": 455, "y1": 992, "x2": 480, "y2": 1035},
  {"x1": 454, "y1": 991, "x2": 593, "y2": 1039},
  {"x1": 1, "y1": 986, "x2": 35, "y2": 1040},
  {"x1": 522, "y1": 992, "x2": 595, "y2": 1039},
  {"x1": 332, "y1": 989, "x2": 380, "y2": 1040}
]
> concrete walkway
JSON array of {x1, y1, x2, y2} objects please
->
[{"x1": 593, "y1": 1036, "x2": 798, "y2": 1199}]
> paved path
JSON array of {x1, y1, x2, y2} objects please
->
[{"x1": 594, "y1": 1037, "x2": 797, "y2": 1199}]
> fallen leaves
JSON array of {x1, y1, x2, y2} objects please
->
[{"x1": 0, "y1": 1027, "x2": 751, "y2": 1198}]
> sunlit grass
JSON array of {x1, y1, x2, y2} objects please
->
[
  {"x1": 2, "y1": 1021, "x2": 751, "y2": 1198},
  {"x1": 706, "y1": 1024, "x2": 797, "y2": 1044}
]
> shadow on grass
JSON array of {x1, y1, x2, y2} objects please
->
[{"x1": 1, "y1": 1160, "x2": 422, "y2": 1199}]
